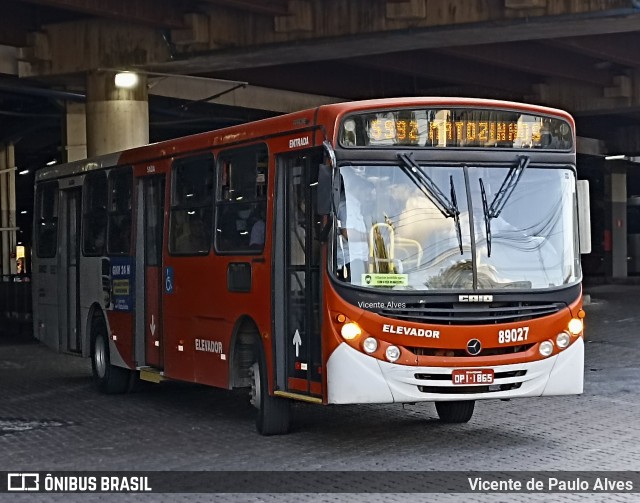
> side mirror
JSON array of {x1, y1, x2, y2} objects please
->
[{"x1": 577, "y1": 180, "x2": 591, "y2": 254}]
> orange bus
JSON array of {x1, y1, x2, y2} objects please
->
[{"x1": 32, "y1": 97, "x2": 588, "y2": 435}]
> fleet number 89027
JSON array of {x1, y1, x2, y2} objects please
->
[{"x1": 498, "y1": 327, "x2": 529, "y2": 343}]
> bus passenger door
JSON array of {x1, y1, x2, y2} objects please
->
[
  {"x1": 60, "y1": 188, "x2": 82, "y2": 353},
  {"x1": 274, "y1": 149, "x2": 323, "y2": 398},
  {"x1": 135, "y1": 175, "x2": 165, "y2": 368}
]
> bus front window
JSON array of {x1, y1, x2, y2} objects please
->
[
  {"x1": 333, "y1": 164, "x2": 580, "y2": 291},
  {"x1": 334, "y1": 165, "x2": 472, "y2": 288},
  {"x1": 470, "y1": 166, "x2": 580, "y2": 289}
]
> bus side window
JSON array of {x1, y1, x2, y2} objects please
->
[
  {"x1": 35, "y1": 181, "x2": 59, "y2": 258},
  {"x1": 82, "y1": 172, "x2": 108, "y2": 256},
  {"x1": 168, "y1": 154, "x2": 214, "y2": 255},
  {"x1": 215, "y1": 144, "x2": 268, "y2": 253},
  {"x1": 107, "y1": 167, "x2": 133, "y2": 255}
]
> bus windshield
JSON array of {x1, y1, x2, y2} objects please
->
[{"x1": 333, "y1": 163, "x2": 580, "y2": 291}]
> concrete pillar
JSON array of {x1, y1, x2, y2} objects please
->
[
  {"x1": 0, "y1": 45, "x2": 18, "y2": 75},
  {"x1": 64, "y1": 102, "x2": 87, "y2": 162},
  {"x1": 7, "y1": 145, "x2": 16, "y2": 276},
  {"x1": 0, "y1": 144, "x2": 17, "y2": 276},
  {"x1": 604, "y1": 162, "x2": 627, "y2": 278},
  {"x1": 85, "y1": 71, "x2": 149, "y2": 157},
  {"x1": 0, "y1": 148, "x2": 7, "y2": 276}
]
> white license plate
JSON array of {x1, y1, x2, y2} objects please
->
[{"x1": 452, "y1": 369, "x2": 494, "y2": 385}]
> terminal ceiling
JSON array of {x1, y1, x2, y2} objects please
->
[{"x1": 2, "y1": 0, "x2": 640, "y2": 240}]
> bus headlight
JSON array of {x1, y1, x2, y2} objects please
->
[
  {"x1": 568, "y1": 318, "x2": 583, "y2": 335},
  {"x1": 556, "y1": 332, "x2": 571, "y2": 349},
  {"x1": 341, "y1": 322, "x2": 362, "y2": 340},
  {"x1": 385, "y1": 345, "x2": 400, "y2": 362},
  {"x1": 363, "y1": 337, "x2": 378, "y2": 354},
  {"x1": 539, "y1": 340, "x2": 554, "y2": 357}
]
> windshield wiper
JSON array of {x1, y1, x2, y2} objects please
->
[
  {"x1": 479, "y1": 178, "x2": 492, "y2": 256},
  {"x1": 479, "y1": 155, "x2": 530, "y2": 257},
  {"x1": 397, "y1": 152, "x2": 463, "y2": 254},
  {"x1": 450, "y1": 175, "x2": 463, "y2": 254}
]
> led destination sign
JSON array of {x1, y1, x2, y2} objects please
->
[{"x1": 340, "y1": 108, "x2": 573, "y2": 150}]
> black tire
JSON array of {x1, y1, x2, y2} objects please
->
[
  {"x1": 435, "y1": 400, "x2": 475, "y2": 423},
  {"x1": 90, "y1": 317, "x2": 131, "y2": 394},
  {"x1": 250, "y1": 345, "x2": 291, "y2": 436}
]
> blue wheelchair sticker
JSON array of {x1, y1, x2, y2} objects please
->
[{"x1": 165, "y1": 267, "x2": 174, "y2": 294}]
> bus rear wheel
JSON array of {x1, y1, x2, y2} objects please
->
[
  {"x1": 91, "y1": 318, "x2": 131, "y2": 394},
  {"x1": 435, "y1": 400, "x2": 475, "y2": 423},
  {"x1": 249, "y1": 355, "x2": 291, "y2": 436}
]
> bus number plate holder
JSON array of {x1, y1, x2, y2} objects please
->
[{"x1": 452, "y1": 369, "x2": 494, "y2": 385}]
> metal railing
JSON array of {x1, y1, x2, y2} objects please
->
[{"x1": 0, "y1": 274, "x2": 32, "y2": 337}]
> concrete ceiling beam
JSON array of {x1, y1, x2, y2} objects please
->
[
  {"x1": 437, "y1": 42, "x2": 615, "y2": 87},
  {"x1": 148, "y1": 75, "x2": 341, "y2": 113},
  {"x1": 546, "y1": 33, "x2": 640, "y2": 68},
  {"x1": 350, "y1": 52, "x2": 535, "y2": 95},
  {"x1": 19, "y1": 0, "x2": 188, "y2": 28},
  {"x1": 198, "y1": 0, "x2": 289, "y2": 16},
  {"x1": 150, "y1": 10, "x2": 640, "y2": 73}
]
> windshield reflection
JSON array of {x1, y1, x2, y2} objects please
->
[{"x1": 334, "y1": 164, "x2": 580, "y2": 291}]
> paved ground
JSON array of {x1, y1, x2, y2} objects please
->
[{"x1": 1, "y1": 284, "x2": 639, "y2": 502}]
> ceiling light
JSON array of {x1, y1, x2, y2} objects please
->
[
  {"x1": 114, "y1": 71, "x2": 139, "y2": 89},
  {"x1": 18, "y1": 169, "x2": 29, "y2": 175}
]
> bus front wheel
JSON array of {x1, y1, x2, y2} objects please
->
[
  {"x1": 90, "y1": 318, "x2": 131, "y2": 394},
  {"x1": 249, "y1": 355, "x2": 291, "y2": 436},
  {"x1": 435, "y1": 400, "x2": 475, "y2": 423}
]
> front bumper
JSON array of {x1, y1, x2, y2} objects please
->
[{"x1": 326, "y1": 338, "x2": 584, "y2": 404}]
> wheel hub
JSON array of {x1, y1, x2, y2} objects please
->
[{"x1": 249, "y1": 362, "x2": 260, "y2": 409}]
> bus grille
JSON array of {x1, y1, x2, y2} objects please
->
[
  {"x1": 418, "y1": 383, "x2": 523, "y2": 394},
  {"x1": 379, "y1": 301, "x2": 564, "y2": 325},
  {"x1": 407, "y1": 344, "x2": 533, "y2": 358}
]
